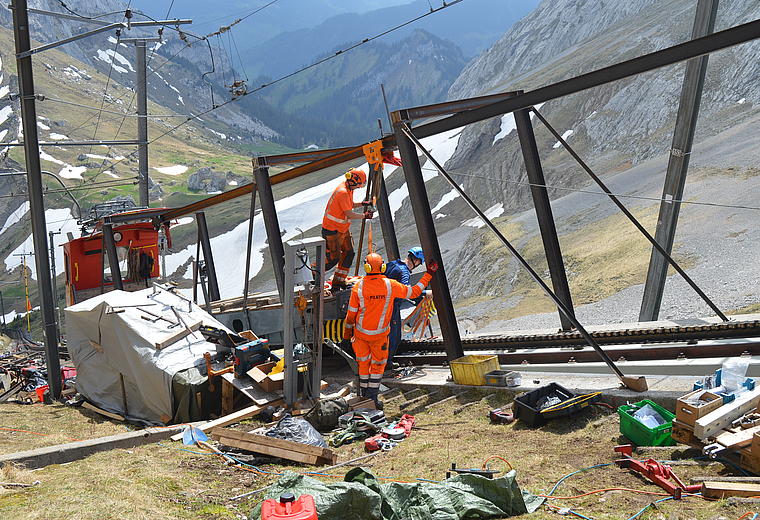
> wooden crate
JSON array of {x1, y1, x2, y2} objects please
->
[{"x1": 676, "y1": 390, "x2": 723, "y2": 427}]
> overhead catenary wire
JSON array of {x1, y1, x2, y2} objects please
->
[
  {"x1": 89, "y1": 0, "x2": 467, "y2": 180},
  {"x1": 420, "y1": 166, "x2": 760, "y2": 212}
]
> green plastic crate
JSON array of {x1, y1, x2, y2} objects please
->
[{"x1": 618, "y1": 399, "x2": 676, "y2": 447}]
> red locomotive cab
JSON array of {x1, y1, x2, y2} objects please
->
[{"x1": 63, "y1": 220, "x2": 170, "y2": 305}]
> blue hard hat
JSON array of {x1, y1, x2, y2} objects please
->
[{"x1": 408, "y1": 247, "x2": 424, "y2": 263}]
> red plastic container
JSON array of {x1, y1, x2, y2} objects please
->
[
  {"x1": 261, "y1": 493, "x2": 318, "y2": 520},
  {"x1": 35, "y1": 385, "x2": 49, "y2": 402}
]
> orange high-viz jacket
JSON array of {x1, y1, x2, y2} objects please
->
[
  {"x1": 344, "y1": 272, "x2": 432, "y2": 341},
  {"x1": 322, "y1": 180, "x2": 354, "y2": 233}
]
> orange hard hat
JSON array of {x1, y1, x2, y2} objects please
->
[
  {"x1": 345, "y1": 168, "x2": 366, "y2": 188},
  {"x1": 364, "y1": 252, "x2": 386, "y2": 274}
]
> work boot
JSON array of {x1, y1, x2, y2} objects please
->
[{"x1": 365, "y1": 388, "x2": 384, "y2": 410}]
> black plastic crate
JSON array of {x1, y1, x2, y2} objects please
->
[{"x1": 514, "y1": 382, "x2": 598, "y2": 426}]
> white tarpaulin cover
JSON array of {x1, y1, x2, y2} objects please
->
[{"x1": 66, "y1": 287, "x2": 229, "y2": 424}]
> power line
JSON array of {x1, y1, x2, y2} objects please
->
[
  {"x1": 99, "y1": 0, "x2": 468, "y2": 175},
  {"x1": 420, "y1": 166, "x2": 760, "y2": 212}
]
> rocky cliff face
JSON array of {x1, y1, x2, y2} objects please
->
[{"x1": 424, "y1": 0, "x2": 760, "y2": 299}]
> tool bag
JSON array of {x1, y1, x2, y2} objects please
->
[{"x1": 304, "y1": 397, "x2": 349, "y2": 432}]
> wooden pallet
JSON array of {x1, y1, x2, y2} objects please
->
[{"x1": 212, "y1": 427, "x2": 336, "y2": 465}]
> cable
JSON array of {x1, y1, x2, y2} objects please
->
[
  {"x1": 626, "y1": 497, "x2": 674, "y2": 520},
  {"x1": 420, "y1": 166, "x2": 760, "y2": 212},
  {"x1": 482, "y1": 455, "x2": 513, "y2": 471}
]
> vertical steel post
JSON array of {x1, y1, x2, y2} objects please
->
[
  {"x1": 310, "y1": 239, "x2": 325, "y2": 398},
  {"x1": 48, "y1": 230, "x2": 62, "y2": 341},
  {"x1": 254, "y1": 159, "x2": 286, "y2": 301},
  {"x1": 196, "y1": 211, "x2": 221, "y2": 302},
  {"x1": 11, "y1": 0, "x2": 61, "y2": 398},
  {"x1": 514, "y1": 107, "x2": 575, "y2": 331},
  {"x1": 135, "y1": 40, "x2": 150, "y2": 207},
  {"x1": 242, "y1": 183, "x2": 257, "y2": 330},
  {"x1": 102, "y1": 222, "x2": 123, "y2": 291},
  {"x1": 640, "y1": 0, "x2": 719, "y2": 321},
  {"x1": 377, "y1": 173, "x2": 400, "y2": 260},
  {"x1": 392, "y1": 113, "x2": 463, "y2": 361},
  {"x1": 282, "y1": 244, "x2": 296, "y2": 406}
]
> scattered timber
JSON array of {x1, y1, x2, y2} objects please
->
[{"x1": 212, "y1": 427, "x2": 337, "y2": 465}]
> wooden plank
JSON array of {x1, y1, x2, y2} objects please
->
[
  {"x1": 221, "y1": 372, "x2": 281, "y2": 406},
  {"x1": 713, "y1": 425, "x2": 760, "y2": 450},
  {"x1": 82, "y1": 402, "x2": 125, "y2": 422},
  {"x1": 212, "y1": 427, "x2": 335, "y2": 460},
  {"x1": 154, "y1": 321, "x2": 202, "y2": 350},
  {"x1": 695, "y1": 388, "x2": 760, "y2": 439},
  {"x1": 702, "y1": 481, "x2": 760, "y2": 498},
  {"x1": 215, "y1": 433, "x2": 319, "y2": 464},
  {"x1": 170, "y1": 401, "x2": 282, "y2": 441},
  {"x1": 221, "y1": 378, "x2": 234, "y2": 416}
]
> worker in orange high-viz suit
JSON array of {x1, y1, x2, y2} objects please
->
[
  {"x1": 321, "y1": 168, "x2": 374, "y2": 289},
  {"x1": 343, "y1": 252, "x2": 438, "y2": 408}
]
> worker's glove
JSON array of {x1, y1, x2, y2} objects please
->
[
  {"x1": 426, "y1": 260, "x2": 439, "y2": 274},
  {"x1": 343, "y1": 327, "x2": 353, "y2": 340},
  {"x1": 363, "y1": 210, "x2": 374, "y2": 219}
]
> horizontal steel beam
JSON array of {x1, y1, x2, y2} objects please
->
[
  {"x1": 401, "y1": 90, "x2": 521, "y2": 120},
  {"x1": 396, "y1": 341, "x2": 760, "y2": 366},
  {"x1": 18, "y1": 19, "x2": 192, "y2": 58},
  {"x1": 261, "y1": 146, "x2": 360, "y2": 165},
  {"x1": 0, "y1": 140, "x2": 140, "y2": 147},
  {"x1": 407, "y1": 18, "x2": 760, "y2": 138}
]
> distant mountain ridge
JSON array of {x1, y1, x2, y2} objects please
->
[{"x1": 254, "y1": 29, "x2": 468, "y2": 146}]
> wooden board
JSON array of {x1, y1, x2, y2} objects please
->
[
  {"x1": 702, "y1": 481, "x2": 760, "y2": 498},
  {"x1": 695, "y1": 388, "x2": 760, "y2": 439},
  {"x1": 154, "y1": 321, "x2": 202, "y2": 350},
  {"x1": 713, "y1": 425, "x2": 760, "y2": 450},
  {"x1": 170, "y1": 401, "x2": 282, "y2": 441},
  {"x1": 82, "y1": 402, "x2": 125, "y2": 422},
  {"x1": 221, "y1": 372, "x2": 281, "y2": 406},
  {"x1": 212, "y1": 427, "x2": 336, "y2": 465}
]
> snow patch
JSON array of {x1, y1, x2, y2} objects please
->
[
  {"x1": 462, "y1": 203, "x2": 504, "y2": 228},
  {"x1": 49, "y1": 132, "x2": 68, "y2": 140},
  {"x1": 0, "y1": 201, "x2": 29, "y2": 236},
  {"x1": 435, "y1": 213, "x2": 447, "y2": 219},
  {"x1": 738, "y1": 98, "x2": 746, "y2": 104},
  {"x1": 552, "y1": 129, "x2": 574, "y2": 149},
  {"x1": 0, "y1": 106, "x2": 13, "y2": 126},
  {"x1": 171, "y1": 217, "x2": 194, "y2": 228},
  {"x1": 152, "y1": 165, "x2": 188, "y2": 176},
  {"x1": 59, "y1": 165, "x2": 87, "y2": 180},
  {"x1": 94, "y1": 49, "x2": 134, "y2": 73},
  {"x1": 430, "y1": 189, "x2": 461, "y2": 214},
  {"x1": 228, "y1": 180, "x2": 238, "y2": 186},
  {"x1": 37, "y1": 121, "x2": 50, "y2": 131},
  {"x1": 0, "y1": 86, "x2": 9, "y2": 99},
  {"x1": 86, "y1": 153, "x2": 125, "y2": 161},
  {"x1": 0, "y1": 129, "x2": 7, "y2": 141},
  {"x1": 103, "y1": 170, "x2": 119, "y2": 179},
  {"x1": 5, "y1": 209, "x2": 80, "y2": 278},
  {"x1": 209, "y1": 129, "x2": 226, "y2": 139},
  {"x1": 492, "y1": 114, "x2": 515, "y2": 145},
  {"x1": 304, "y1": 144, "x2": 319, "y2": 150}
]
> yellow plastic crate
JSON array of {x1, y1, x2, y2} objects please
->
[{"x1": 450, "y1": 355, "x2": 500, "y2": 386}]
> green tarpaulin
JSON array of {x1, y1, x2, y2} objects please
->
[{"x1": 252, "y1": 467, "x2": 543, "y2": 519}]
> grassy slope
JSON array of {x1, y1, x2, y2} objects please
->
[{"x1": 0, "y1": 393, "x2": 745, "y2": 520}]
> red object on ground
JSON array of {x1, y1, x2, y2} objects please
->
[
  {"x1": 614, "y1": 444, "x2": 701, "y2": 499},
  {"x1": 35, "y1": 385, "x2": 49, "y2": 402},
  {"x1": 397, "y1": 414, "x2": 416, "y2": 437},
  {"x1": 261, "y1": 493, "x2": 318, "y2": 520}
]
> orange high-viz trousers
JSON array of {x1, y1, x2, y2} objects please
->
[
  {"x1": 324, "y1": 229, "x2": 354, "y2": 285},
  {"x1": 351, "y1": 335, "x2": 389, "y2": 391}
]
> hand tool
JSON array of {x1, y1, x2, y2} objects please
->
[{"x1": 614, "y1": 444, "x2": 701, "y2": 498}]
